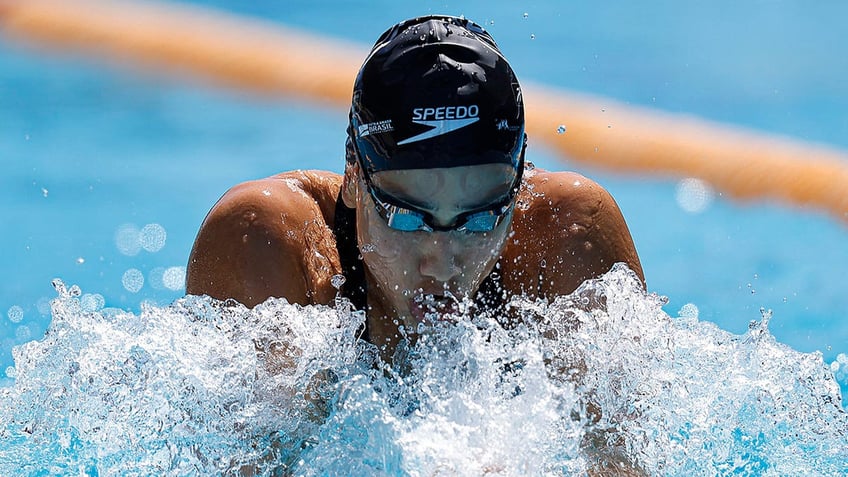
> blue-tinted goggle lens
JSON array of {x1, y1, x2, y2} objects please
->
[{"x1": 368, "y1": 186, "x2": 511, "y2": 233}]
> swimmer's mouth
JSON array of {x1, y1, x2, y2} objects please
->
[{"x1": 409, "y1": 294, "x2": 460, "y2": 324}]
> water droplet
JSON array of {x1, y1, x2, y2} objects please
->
[
  {"x1": 51, "y1": 278, "x2": 68, "y2": 297},
  {"x1": 162, "y1": 267, "x2": 186, "y2": 291},
  {"x1": 122, "y1": 268, "x2": 144, "y2": 293},
  {"x1": 556, "y1": 125, "x2": 567, "y2": 134},
  {"x1": 36, "y1": 297, "x2": 51, "y2": 315},
  {"x1": 115, "y1": 224, "x2": 142, "y2": 256},
  {"x1": 140, "y1": 223, "x2": 167, "y2": 252},
  {"x1": 675, "y1": 178, "x2": 715, "y2": 214},
  {"x1": 331, "y1": 274, "x2": 347, "y2": 290},
  {"x1": 15, "y1": 325, "x2": 31, "y2": 342},
  {"x1": 7, "y1": 305, "x2": 24, "y2": 323},
  {"x1": 678, "y1": 303, "x2": 699, "y2": 319}
]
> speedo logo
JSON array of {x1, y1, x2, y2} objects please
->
[{"x1": 397, "y1": 105, "x2": 479, "y2": 145}]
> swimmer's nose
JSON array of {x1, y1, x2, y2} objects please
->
[{"x1": 418, "y1": 238, "x2": 461, "y2": 282}]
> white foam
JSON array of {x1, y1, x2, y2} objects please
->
[{"x1": 0, "y1": 268, "x2": 845, "y2": 475}]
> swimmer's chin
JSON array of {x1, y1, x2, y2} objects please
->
[{"x1": 408, "y1": 295, "x2": 461, "y2": 326}]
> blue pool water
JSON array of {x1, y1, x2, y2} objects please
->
[{"x1": 2, "y1": 0, "x2": 847, "y2": 474}]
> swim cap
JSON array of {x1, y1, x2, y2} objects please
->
[{"x1": 347, "y1": 15, "x2": 526, "y2": 177}]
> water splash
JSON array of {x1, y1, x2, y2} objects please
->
[{"x1": 0, "y1": 267, "x2": 845, "y2": 475}]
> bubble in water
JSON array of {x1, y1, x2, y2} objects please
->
[
  {"x1": 162, "y1": 266, "x2": 186, "y2": 291},
  {"x1": 530, "y1": 34, "x2": 536, "y2": 40},
  {"x1": 7, "y1": 305, "x2": 24, "y2": 323},
  {"x1": 76, "y1": 257, "x2": 85, "y2": 264},
  {"x1": 523, "y1": 12, "x2": 529, "y2": 18},
  {"x1": 556, "y1": 125, "x2": 567, "y2": 134},
  {"x1": 122, "y1": 268, "x2": 144, "y2": 293},
  {"x1": 140, "y1": 223, "x2": 167, "y2": 252},
  {"x1": 41, "y1": 188, "x2": 48, "y2": 198},
  {"x1": 678, "y1": 303, "x2": 699, "y2": 318},
  {"x1": 115, "y1": 224, "x2": 142, "y2": 256},
  {"x1": 675, "y1": 178, "x2": 715, "y2": 213},
  {"x1": 5, "y1": 366, "x2": 16, "y2": 379}
]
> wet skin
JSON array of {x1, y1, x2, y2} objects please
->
[
  {"x1": 344, "y1": 163, "x2": 516, "y2": 350},
  {"x1": 186, "y1": 164, "x2": 644, "y2": 357}
]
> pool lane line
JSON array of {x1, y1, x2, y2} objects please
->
[{"x1": 2, "y1": 0, "x2": 847, "y2": 225}]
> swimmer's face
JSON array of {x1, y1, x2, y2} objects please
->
[{"x1": 353, "y1": 163, "x2": 516, "y2": 333}]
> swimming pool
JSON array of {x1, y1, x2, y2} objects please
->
[{"x1": 1, "y1": 0, "x2": 847, "y2": 473}]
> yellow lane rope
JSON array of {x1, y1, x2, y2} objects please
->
[{"x1": 3, "y1": 0, "x2": 847, "y2": 223}]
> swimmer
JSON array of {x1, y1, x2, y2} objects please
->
[
  {"x1": 187, "y1": 15, "x2": 643, "y2": 333},
  {"x1": 186, "y1": 15, "x2": 645, "y2": 474}
]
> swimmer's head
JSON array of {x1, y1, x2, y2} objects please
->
[{"x1": 346, "y1": 15, "x2": 526, "y2": 183}]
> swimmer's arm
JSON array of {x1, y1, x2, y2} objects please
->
[
  {"x1": 504, "y1": 171, "x2": 644, "y2": 298},
  {"x1": 186, "y1": 174, "x2": 339, "y2": 308},
  {"x1": 511, "y1": 172, "x2": 646, "y2": 475}
]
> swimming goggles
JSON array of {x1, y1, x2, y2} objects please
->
[{"x1": 365, "y1": 183, "x2": 515, "y2": 233}]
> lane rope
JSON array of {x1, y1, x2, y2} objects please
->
[{"x1": 3, "y1": 0, "x2": 847, "y2": 223}]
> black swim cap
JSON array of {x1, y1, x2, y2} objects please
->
[{"x1": 347, "y1": 15, "x2": 526, "y2": 177}]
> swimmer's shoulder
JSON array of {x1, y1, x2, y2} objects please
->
[
  {"x1": 501, "y1": 168, "x2": 644, "y2": 298},
  {"x1": 523, "y1": 169, "x2": 609, "y2": 214},
  {"x1": 261, "y1": 169, "x2": 344, "y2": 223},
  {"x1": 186, "y1": 170, "x2": 343, "y2": 308}
]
